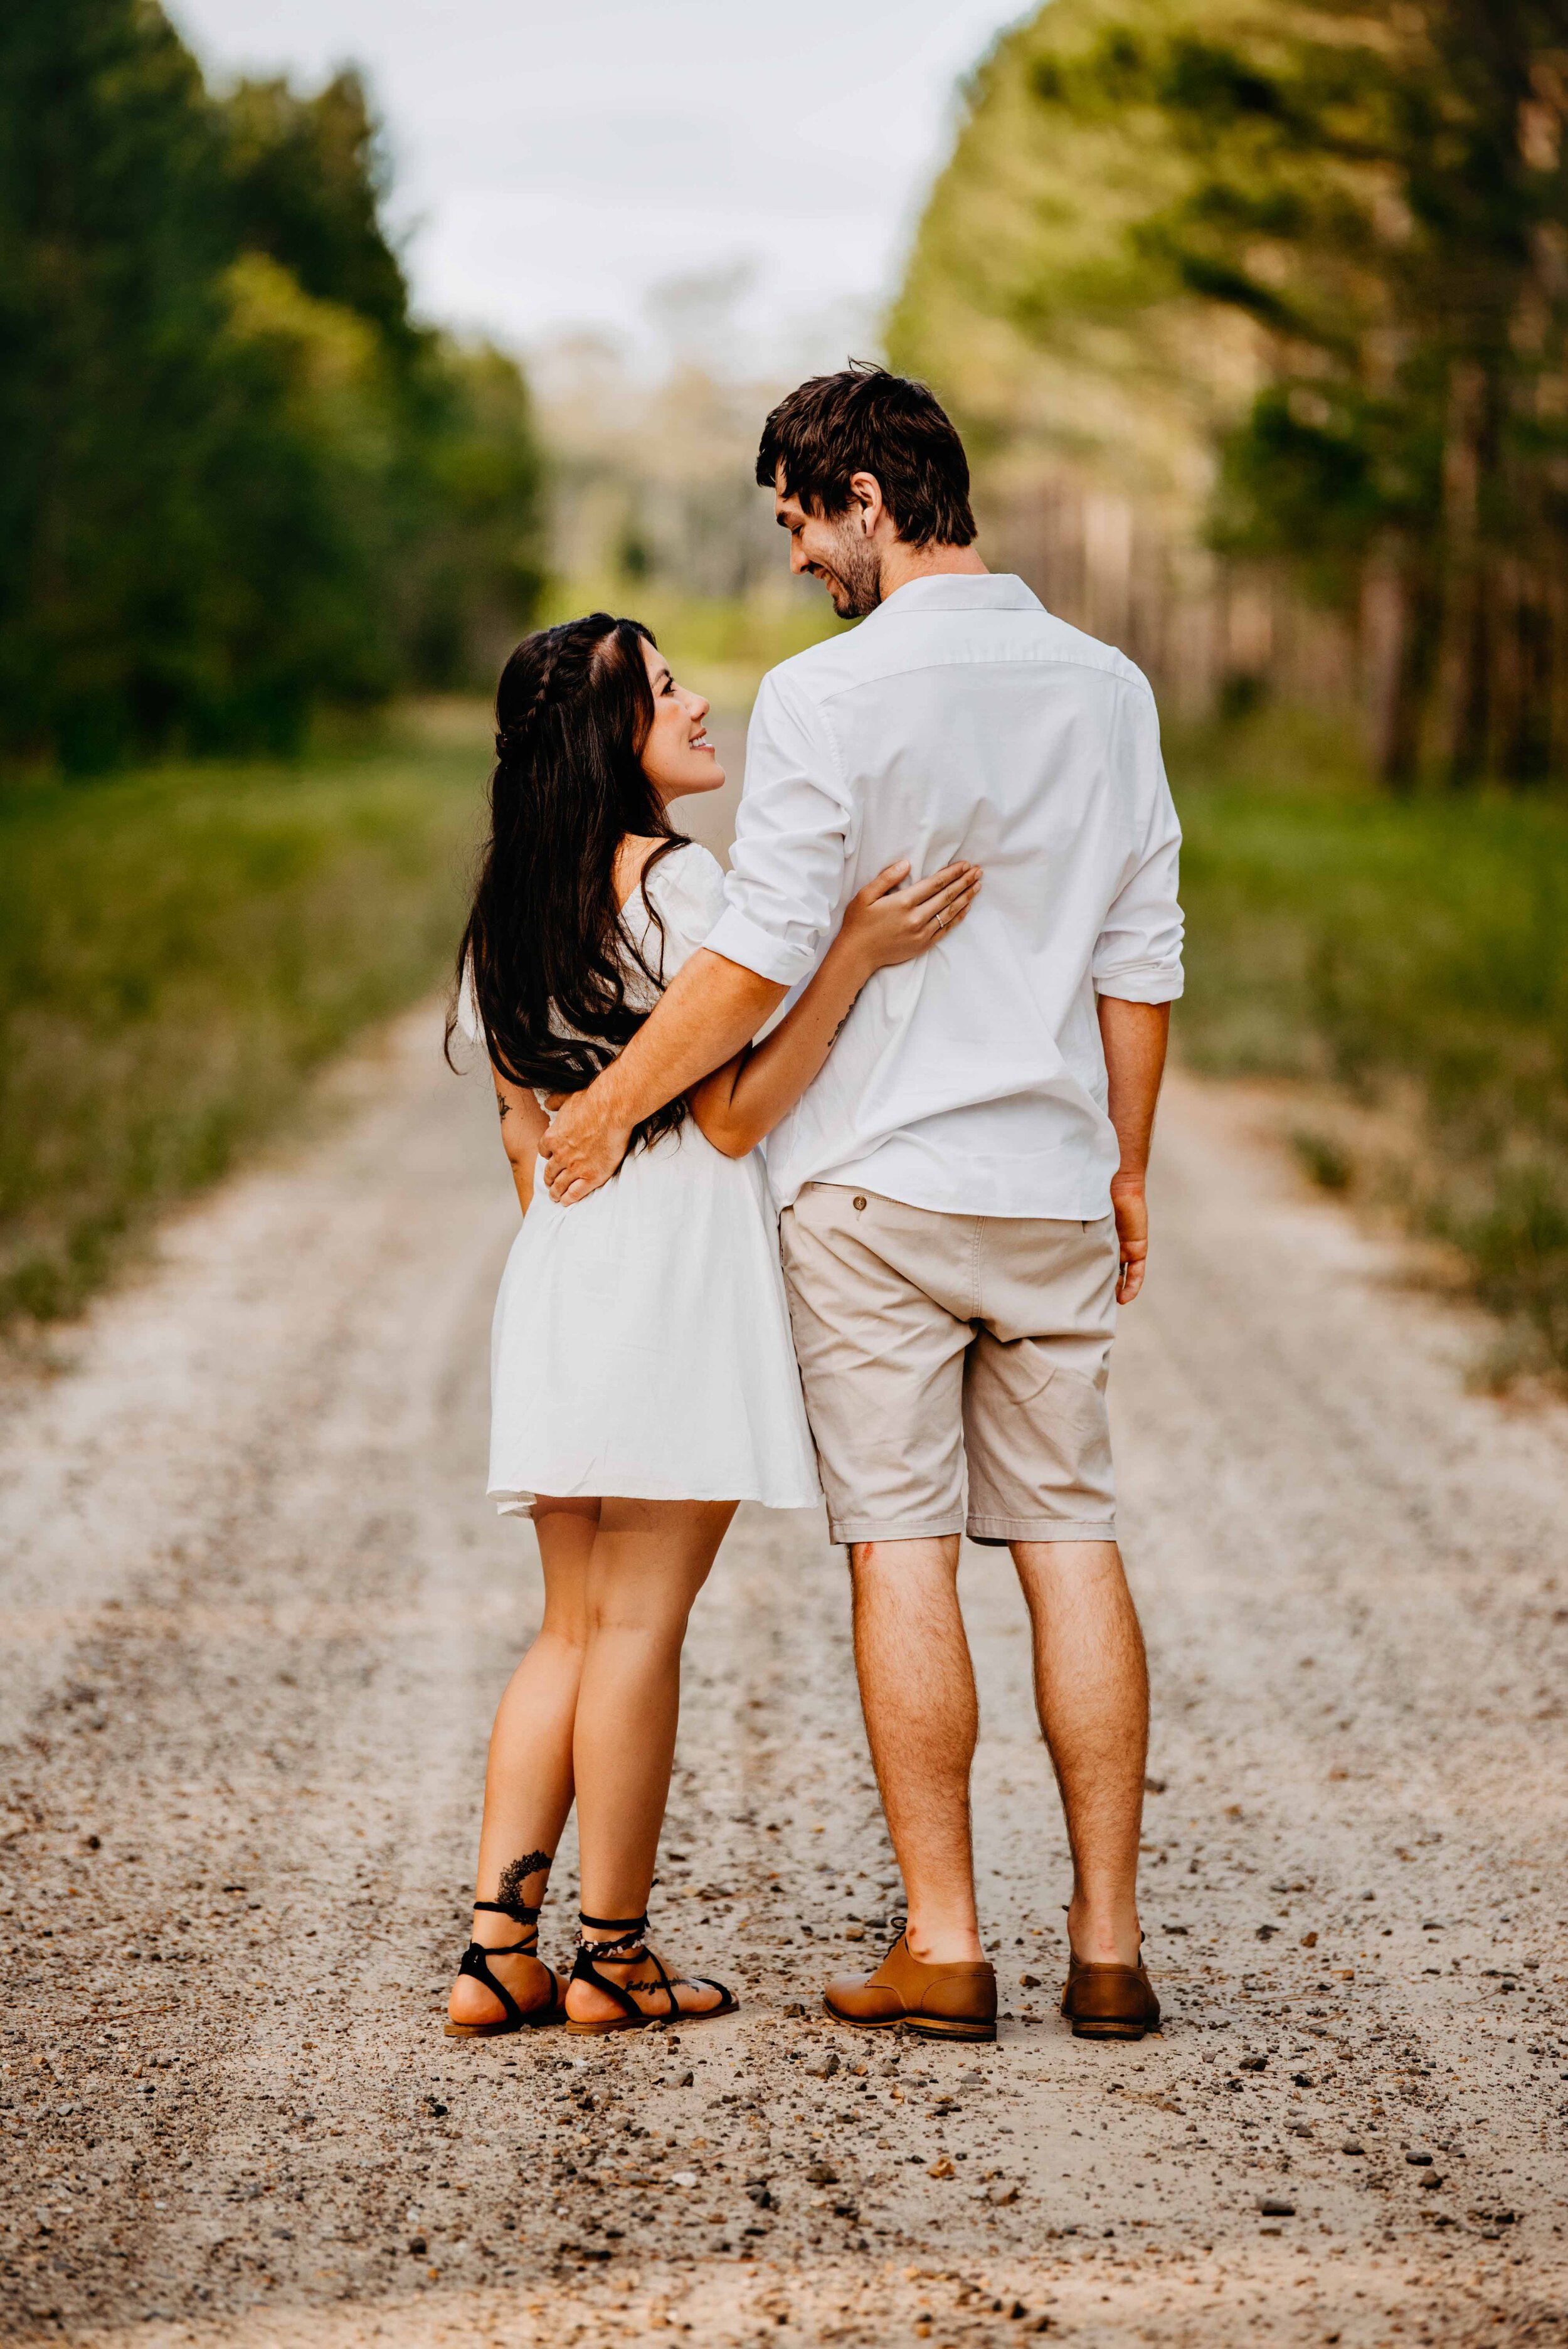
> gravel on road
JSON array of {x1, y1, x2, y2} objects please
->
[{"x1": 1, "y1": 1010, "x2": 1565, "y2": 2349}]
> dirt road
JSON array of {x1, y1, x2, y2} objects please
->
[{"x1": 3, "y1": 996, "x2": 1567, "y2": 2348}]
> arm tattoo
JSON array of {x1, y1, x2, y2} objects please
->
[
  {"x1": 828, "y1": 987, "x2": 865, "y2": 1050},
  {"x1": 496, "y1": 1093, "x2": 511, "y2": 1122}
]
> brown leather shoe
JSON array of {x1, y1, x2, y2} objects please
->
[
  {"x1": 1061, "y1": 1949, "x2": 1160, "y2": 2040},
  {"x1": 824, "y1": 1931, "x2": 997, "y2": 2042}
]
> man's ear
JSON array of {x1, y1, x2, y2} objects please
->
[{"x1": 847, "y1": 470, "x2": 886, "y2": 538}]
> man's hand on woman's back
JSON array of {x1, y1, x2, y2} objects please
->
[{"x1": 536, "y1": 1081, "x2": 637, "y2": 1208}]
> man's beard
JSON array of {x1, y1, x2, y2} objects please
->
[{"x1": 817, "y1": 522, "x2": 881, "y2": 618}]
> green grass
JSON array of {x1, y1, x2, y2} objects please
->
[
  {"x1": 0, "y1": 706, "x2": 490, "y2": 1330},
  {"x1": 1171, "y1": 715, "x2": 1568, "y2": 1379}
]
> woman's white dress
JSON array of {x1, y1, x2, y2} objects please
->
[{"x1": 485, "y1": 841, "x2": 820, "y2": 1514}]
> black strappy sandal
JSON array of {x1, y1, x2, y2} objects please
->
[
  {"x1": 564, "y1": 1910, "x2": 738, "y2": 2037},
  {"x1": 444, "y1": 1899, "x2": 564, "y2": 2037}
]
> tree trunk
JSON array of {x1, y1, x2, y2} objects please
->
[
  {"x1": 1496, "y1": 554, "x2": 1555, "y2": 786},
  {"x1": 1362, "y1": 539, "x2": 1427, "y2": 793},
  {"x1": 1438, "y1": 359, "x2": 1496, "y2": 786}
]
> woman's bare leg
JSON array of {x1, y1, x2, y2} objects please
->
[
  {"x1": 564, "y1": 1497, "x2": 736, "y2": 2024},
  {"x1": 447, "y1": 1497, "x2": 596, "y2": 2027}
]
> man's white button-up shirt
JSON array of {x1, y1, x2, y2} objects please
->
[{"x1": 701, "y1": 573, "x2": 1184, "y2": 1220}]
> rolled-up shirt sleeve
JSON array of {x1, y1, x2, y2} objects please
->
[
  {"x1": 703, "y1": 670, "x2": 851, "y2": 989},
  {"x1": 1092, "y1": 682, "x2": 1185, "y2": 1003}
]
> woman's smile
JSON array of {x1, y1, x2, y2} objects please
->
[{"x1": 640, "y1": 635, "x2": 726, "y2": 799}]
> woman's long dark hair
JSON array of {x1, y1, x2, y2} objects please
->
[{"x1": 447, "y1": 613, "x2": 691, "y2": 1145}]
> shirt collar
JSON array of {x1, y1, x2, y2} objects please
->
[{"x1": 868, "y1": 571, "x2": 1045, "y2": 618}]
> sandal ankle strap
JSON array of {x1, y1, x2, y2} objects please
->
[
  {"x1": 577, "y1": 1911, "x2": 649, "y2": 1958},
  {"x1": 569, "y1": 1914, "x2": 677, "y2": 2022},
  {"x1": 474, "y1": 1897, "x2": 540, "y2": 1927}
]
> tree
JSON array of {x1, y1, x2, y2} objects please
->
[
  {"x1": 1135, "y1": 0, "x2": 1568, "y2": 786},
  {"x1": 0, "y1": 0, "x2": 546, "y2": 770},
  {"x1": 0, "y1": 0, "x2": 234, "y2": 765},
  {"x1": 891, "y1": 0, "x2": 1568, "y2": 788},
  {"x1": 394, "y1": 338, "x2": 548, "y2": 687},
  {"x1": 222, "y1": 70, "x2": 413, "y2": 352}
]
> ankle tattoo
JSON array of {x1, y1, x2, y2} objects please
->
[{"x1": 493, "y1": 1852, "x2": 553, "y2": 1923}]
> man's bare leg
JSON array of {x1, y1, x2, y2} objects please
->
[
  {"x1": 849, "y1": 1537, "x2": 984, "y2": 1964},
  {"x1": 1011, "y1": 1539, "x2": 1148, "y2": 1966}
]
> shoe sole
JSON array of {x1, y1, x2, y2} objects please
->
[
  {"x1": 1067, "y1": 2017, "x2": 1153, "y2": 2040},
  {"x1": 905, "y1": 2017, "x2": 997, "y2": 2042},
  {"x1": 563, "y1": 2014, "x2": 662, "y2": 2036},
  {"x1": 564, "y1": 1994, "x2": 740, "y2": 2037},
  {"x1": 822, "y1": 1999, "x2": 995, "y2": 2043},
  {"x1": 442, "y1": 2010, "x2": 563, "y2": 2036}
]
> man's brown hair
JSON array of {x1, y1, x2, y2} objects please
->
[{"x1": 756, "y1": 362, "x2": 976, "y2": 549}]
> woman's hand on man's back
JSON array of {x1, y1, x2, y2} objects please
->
[{"x1": 837, "y1": 859, "x2": 982, "y2": 982}]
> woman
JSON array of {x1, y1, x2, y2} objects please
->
[{"x1": 445, "y1": 611, "x2": 980, "y2": 2037}]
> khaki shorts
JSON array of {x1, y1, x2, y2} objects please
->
[{"x1": 778, "y1": 1184, "x2": 1119, "y2": 1548}]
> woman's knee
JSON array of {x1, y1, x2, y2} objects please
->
[
  {"x1": 583, "y1": 1588, "x2": 695, "y2": 1646},
  {"x1": 531, "y1": 1614, "x2": 591, "y2": 1665}
]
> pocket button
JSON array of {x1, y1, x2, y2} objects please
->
[{"x1": 852, "y1": 1196, "x2": 867, "y2": 1212}]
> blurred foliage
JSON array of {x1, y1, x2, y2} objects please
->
[
  {"x1": 893, "y1": 0, "x2": 1568, "y2": 787},
  {"x1": 0, "y1": 719, "x2": 487, "y2": 1328},
  {"x1": 0, "y1": 0, "x2": 544, "y2": 772},
  {"x1": 537, "y1": 577, "x2": 848, "y2": 712},
  {"x1": 530, "y1": 307, "x2": 847, "y2": 676},
  {"x1": 223, "y1": 71, "x2": 415, "y2": 353},
  {"x1": 1175, "y1": 719, "x2": 1568, "y2": 1374},
  {"x1": 529, "y1": 286, "x2": 854, "y2": 707},
  {"x1": 891, "y1": 0, "x2": 1243, "y2": 514}
]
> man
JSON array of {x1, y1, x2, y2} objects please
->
[{"x1": 540, "y1": 364, "x2": 1182, "y2": 2045}]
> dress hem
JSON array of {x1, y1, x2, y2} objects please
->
[{"x1": 492, "y1": 1483, "x2": 822, "y2": 1516}]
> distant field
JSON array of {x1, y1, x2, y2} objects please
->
[
  {"x1": 1172, "y1": 721, "x2": 1568, "y2": 1381},
  {"x1": 0, "y1": 708, "x2": 492, "y2": 1331}
]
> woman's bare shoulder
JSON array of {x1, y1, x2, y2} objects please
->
[{"x1": 612, "y1": 834, "x2": 666, "y2": 911}]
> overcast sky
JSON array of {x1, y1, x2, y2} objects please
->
[{"x1": 169, "y1": 0, "x2": 1026, "y2": 365}]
